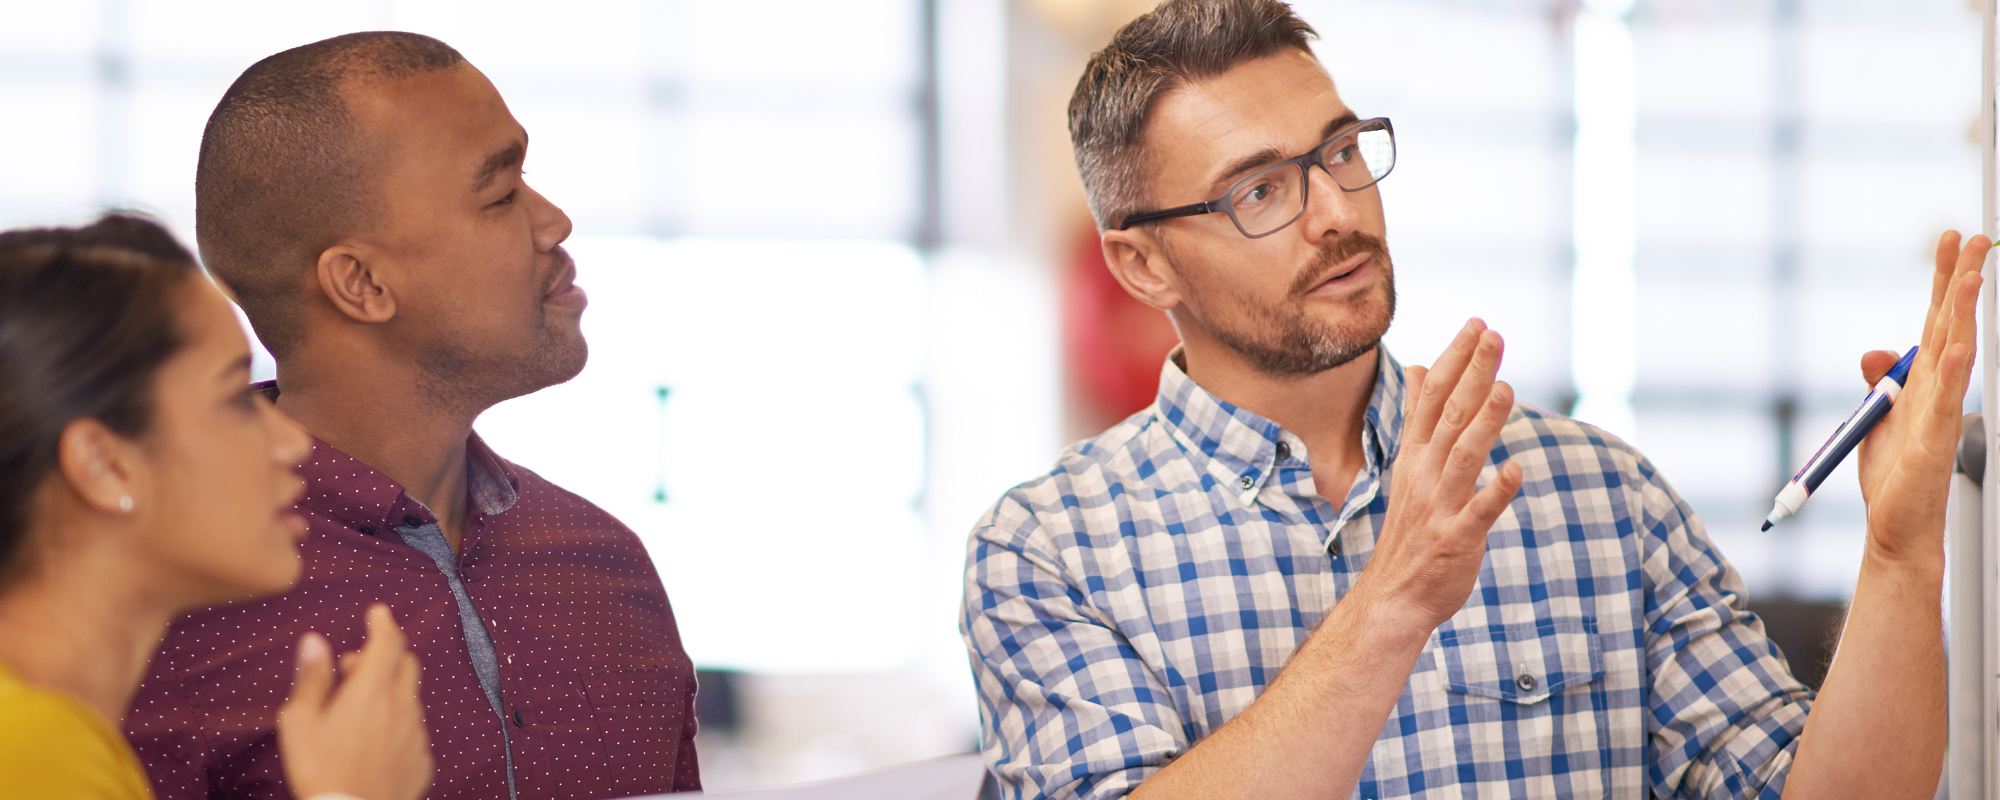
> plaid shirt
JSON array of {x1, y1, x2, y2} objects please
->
[{"x1": 962, "y1": 348, "x2": 1811, "y2": 800}]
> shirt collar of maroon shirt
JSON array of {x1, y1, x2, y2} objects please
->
[{"x1": 255, "y1": 381, "x2": 522, "y2": 537}]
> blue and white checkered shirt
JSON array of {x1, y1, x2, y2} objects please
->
[{"x1": 962, "y1": 348, "x2": 1812, "y2": 800}]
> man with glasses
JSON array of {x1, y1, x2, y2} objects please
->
[{"x1": 961, "y1": 1, "x2": 1982, "y2": 798}]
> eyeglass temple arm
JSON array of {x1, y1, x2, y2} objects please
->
[{"x1": 1117, "y1": 199, "x2": 1225, "y2": 231}]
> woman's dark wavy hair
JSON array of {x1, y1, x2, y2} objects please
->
[{"x1": 0, "y1": 214, "x2": 199, "y2": 586}]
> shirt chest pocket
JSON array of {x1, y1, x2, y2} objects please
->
[
  {"x1": 1425, "y1": 617, "x2": 1611, "y2": 792},
  {"x1": 582, "y1": 667, "x2": 689, "y2": 795},
  {"x1": 1435, "y1": 617, "x2": 1603, "y2": 704}
]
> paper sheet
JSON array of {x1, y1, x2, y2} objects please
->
[{"x1": 633, "y1": 753, "x2": 990, "y2": 800}]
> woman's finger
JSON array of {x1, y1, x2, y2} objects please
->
[
  {"x1": 351, "y1": 604, "x2": 406, "y2": 678},
  {"x1": 364, "y1": 604, "x2": 405, "y2": 651},
  {"x1": 283, "y1": 632, "x2": 335, "y2": 716}
]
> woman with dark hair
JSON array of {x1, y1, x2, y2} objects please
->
[{"x1": 0, "y1": 215, "x2": 432, "y2": 800}]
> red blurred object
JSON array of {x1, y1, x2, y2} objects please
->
[{"x1": 1061, "y1": 225, "x2": 1182, "y2": 424}]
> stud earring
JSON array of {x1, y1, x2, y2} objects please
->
[{"x1": 117, "y1": 495, "x2": 133, "y2": 513}]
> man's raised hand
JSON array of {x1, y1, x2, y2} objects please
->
[
  {"x1": 1355, "y1": 318, "x2": 1525, "y2": 631},
  {"x1": 1853, "y1": 231, "x2": 1989, "y2": 564}
]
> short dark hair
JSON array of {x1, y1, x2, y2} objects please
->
[
  {"x1": 196, "y1": 31, "x2": 465, "y2": 358},
  {"x1": 0, "y1": 214, "x2": 200, "y2": 587},
  {"x1": 1068, "y1": 0, "x2": 1318, "y2": 230}
]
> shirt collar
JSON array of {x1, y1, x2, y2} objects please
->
[
  {"x1": 260, "y1": 382, "x2": 522, "y2": 534},
  {"x1": 465, "y1": 434, "x2": 521, "y2": 516},
  {"x1": 296, "y1": 433, "x2": 521, "y2": 535},
  {"x1": 1153, "y1": 346, "x2": 1406, "y2": 503}
]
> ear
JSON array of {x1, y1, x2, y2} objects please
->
[
  {"x1": 314, "y1": 245, "x2": 398, "y2": 324},
  {"x1": 1100, "y1": 227, "x2": 1186, "y2": 312},
  {"x1": 54, "y1": 418, "x2": 142, "y2": 517}
]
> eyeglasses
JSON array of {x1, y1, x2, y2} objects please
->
[{"x1": 1117, "y1": 117, "x2": 1396, "y2": 239}]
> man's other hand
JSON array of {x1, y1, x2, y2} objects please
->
[{"x1": 1355, "y1": 318, "x2": 1525, "y2": 631}]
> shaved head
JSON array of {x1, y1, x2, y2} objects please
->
[{"x1": 196, "y1": 31, "x2": 465, "y2": 358}]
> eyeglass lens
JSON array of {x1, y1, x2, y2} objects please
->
[{"x1": 1228, "y1": 122, "x2": 1395, "y2": 237}]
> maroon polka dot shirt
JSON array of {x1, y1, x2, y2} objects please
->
[{"x1": 124, "y1": 434, "x2": 701, "y2": 799}]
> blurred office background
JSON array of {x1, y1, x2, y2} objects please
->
[{"x1": 0, "y1": 0, "x2": 1982, "y2": 790}]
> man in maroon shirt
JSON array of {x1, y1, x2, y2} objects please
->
[{"x1": 124, "y1": 32, "x2": 700, "y2": 799}]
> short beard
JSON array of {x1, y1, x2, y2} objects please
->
[
  {"x1": 416, "y1": 249, "x2": 589, "y2": 418},
  {"x1": 417, "y1": 319, "x2": 586, "y2": 418},
  {"x1": 1184, "y1": 231, "x2": 1397, "y2": 379}
]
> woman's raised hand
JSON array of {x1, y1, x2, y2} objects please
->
[{"x1": 278, "y1": 603, "x2": 434, "y2": 800}]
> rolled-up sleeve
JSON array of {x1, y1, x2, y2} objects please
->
[
  {"x1": 1636, "y1": 459, "x2": 1813, "y2": 800},
  {"x1": 962, "y1": 494, "x2": 1187, "y2": 800}
]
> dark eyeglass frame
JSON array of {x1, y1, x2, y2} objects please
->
[{"x1": 1116, "y1": 117, "x2": 1396, "y2": 238}]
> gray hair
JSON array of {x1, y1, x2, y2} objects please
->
[{"x1": 1067, "y1": 0, "x2": 1318, "y2": 231}]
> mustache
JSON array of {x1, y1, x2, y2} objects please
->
[
  {"x1": 542, "y1": 246, "x2": 575, "y2": 295},
  {"x1": 1287, "y1": 232, "x2": 1389, "y2": 298}
]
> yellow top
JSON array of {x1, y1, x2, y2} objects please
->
[{"x1": 0, "y1": 659, "x2": 154, "y2": 800}]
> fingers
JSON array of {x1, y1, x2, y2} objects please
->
[
  {"x1": 364, "y1": 603, "x2": 406, "y2": 652},
  {"x1": 1926, "y1": 230, "x2": 1961, "y2": 337},
  {"x1": 1405, "y1": 319, "x2": 1487, "y2": 447},
  {"x1": 1945, "y1": 266, "x2": 1983, "y2": 367},
  {"x1": 339, "y1": 604, "x2": 407, "y2": 689},
  {"x1": 1929, "y1": 341, "x2": 1976, "y2": 420},
  {"x1": 1954, "y1": 234, "x2": 1991, "y2": 282},
  {"x1": 397, "y1": 648, "x2": 424, "y2": 705},
  {"x1": 1922, "y1": 234, "x2": 1990, "y2": 371},
  {"x1": 1401, "y1": 366, "x2": 1428, "y2": 430},
  {"x1": 285, "y1": 632, "x2": 335, "y2": 715},
  {"x1": 1920, "y1": 261, "x2": 1984, "y2": 397},
  {"x1": 357, "y1": 604, "x2": 405, "y2": 669},
  {"x1": 1437, "y1": 380, "x2": 1515, "y2": 500},
  {"x1": 1859, "y1": 350, "x2": 1898, "y2": 387},
  {"x1": 1893, "y1": 260, "x2": 1983, "y2": 466},
  {"x1": 1924, "y1": 273, "x2": 1982, "y2": 424},
  {"x1": 1460, "y1": 461, "x2": 1524, "y2": 529},
  {"x1": 1424, "y1": 330, "x2": 1505, "y2": 474}
]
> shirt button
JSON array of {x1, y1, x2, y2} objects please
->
[
  {"x1": 1274, "y1": 442, "x2": 1290, "y2": 460},
  {"x1": 1239, "y1": 475, "x2": 1254, "y2": 490},
  {"x1": 403, "y1": 514, "x2": 423, "y2": 527},
  {"x1": 357, "y1": 525, "x2": 374, "y2": 535},
  {"x1": 513, "y1": 709, "x2": 525, "y2": 727},
  {"x1": 1516, "y1": 673, "x2": 1537, "y2": 692}
]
